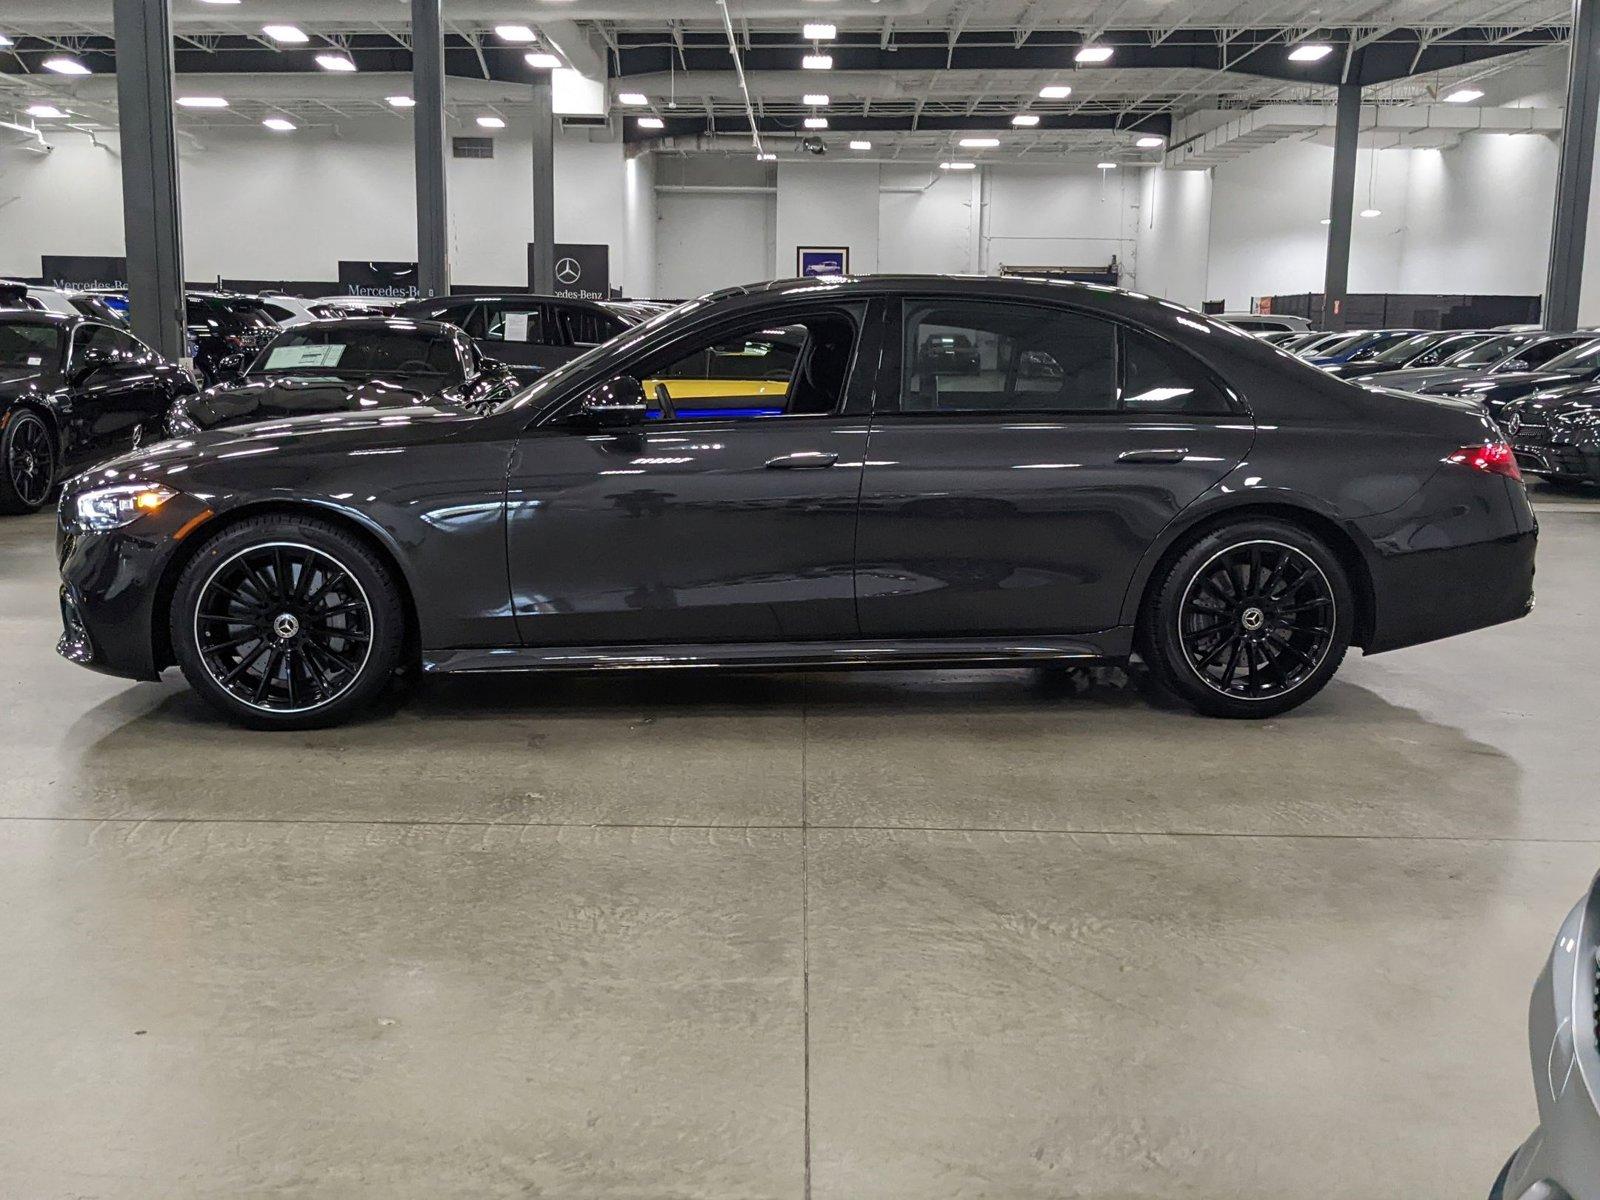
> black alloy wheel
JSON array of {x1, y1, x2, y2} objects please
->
[
  {"x1": 0, "y1": 410, "x2": 55, "y2": 514},
  {"x1": 172, "y1": 516, "x2": 406, "y2": 728},
  {"x1": 1139, "y1": 519, "x2": 1354, "y2": 719},
  {"x1": 1176, "y1": 541, "x2": 1335, "y2": 700}
]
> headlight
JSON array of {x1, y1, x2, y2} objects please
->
[{"x1": 73, "y1": 484, "x2": 177, "y2": 531}]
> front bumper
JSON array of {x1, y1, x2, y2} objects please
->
[
  {"x1": 1513, "y1": 438, "x2": 1600, "y2": 484},
  {"x1": 1494, "y1": 879, "x2": 1600, "y2": 1200}
]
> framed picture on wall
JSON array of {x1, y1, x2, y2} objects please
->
[{"x1": 796, "y1": 246, "x2": 850, "y2": 278}]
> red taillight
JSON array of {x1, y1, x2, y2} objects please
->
[{"x1": 1446, "y1": 440, "x2": 1521, "y2": 481}]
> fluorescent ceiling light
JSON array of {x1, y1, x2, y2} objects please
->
[
  {"x1": 849, "y1": 139, "x2": 872, "y2": 150},
  {"x1": 803, "y1": 93, "x2": 829, "y2": 105},
  {"x1": 524, "y1": 51, "x2": 561, "y2": 69},
  {"x1": 1445, "y1": 88, "x2": 1485, "y2": 103},
  {"x1": 1320, "y1": 217, "x2": 1333, "y2": 225},
  {"x1": 1075, "y1": 46, "x2": 1114, "y2": 63},
  {"x1": 804, "y1": 116, "x2": 828, "y2": 128},
  {"x1": 476, "y1": 114, "x2": 506, "y2": 128},
  {"x1": 1011, "y1": 113, "x2": 1040, "y2": 126},
  {"x1": 387, "y1": 95, "x2": 416, "y2": 108},
  {"x1": 617, "y1": 92, "x2": 648, "y2": 105},
  {"x1": 262, "y1": 24, "x2": 308, "y2": 44},
  {"x1": 176, "y1": 96, "x2": 229, "y2": 108},
  {"x1": 262, "y1": 117, "x2": 297, "y2": 131},
  {"x1": 315, "y1": 53, "x2": 357, "y2": 72},
  {"x1": 940, "y1": 161, "x2": 976, "y2": 170},
  {"x1": 197, "y1": 0, "x2": 240, "y2": 5},
  {"x1": 1360, "y1": 207, "x2": 1381, "y2": 217},
  {"x1": 1288, "y1": 43, "x2": 1334, "y2": 62},
  {"x1": 495, "y1": 25, "x2": 538, "y2": 42},
  {"x1": 959, "y1": 137, "x2": 999, "y2": 148},
  {"x1": 802, "y1": 54, "x2": 833, "y2": 70},
  {"x1": 1097, "y1": 161, "x2": 1117, "y2": 169},
  {"x1": 1136, "y1": 135, "x2": 1164, "y2": 148},
  {"x1": 26, "y1": 104, "x2": 66, "y2": 119},
  {"x1": 43, "y1": 56, "x2": 91, "y2": 75},
  {"x1": 757, "y1": 152, "x2": 778, "y2": 161},
  {"x1": 802, "y1": 23, "x2": 836, "y2": 40},
  {"x1": 638, "y1": 116, "x2": 664, "y2": 129},
  {"x1": 1038, "y1": 84, "x2": 1072, "y2": 99}
]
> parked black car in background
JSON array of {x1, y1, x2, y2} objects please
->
[
  {"x1": 396, "y1": 293, "x2": 636, "y2": 382},
  {"x1": 166, "y1": 317, "x2": 520, "y2": 435},
  {"x1": 1501, "y1": 386, "x2": 1600, "y2": 488},
  {"x1": 1368, "y1": 332, "x2": 1597, "y2": 396},
  {"x1": 1418, "y1": 336, "x2": 1600, "y2": 419},
  {"x1": 1319, "y1": 330, "x2": 1494, "y2": 380},
  {"x1": 55, "y1": 276, "x2": 1535, "y2": 729},
  {"x1": 186, "y1": 292, "x2": 282, "y2": 384},
  {"x1": 1, "y1": 312, "x2": 195, "y2": 513}
]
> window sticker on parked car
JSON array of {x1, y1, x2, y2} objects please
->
[
  {"x1": 503, "y1": 312, "x2": 533, "y2": 343},
  {"x1": 265, "y1": 344, "x2": 347, "y2": 369}
]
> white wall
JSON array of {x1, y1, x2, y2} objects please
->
[
  {"x1": 0, "y1": 117, "x2": 642, "y2": 292},
  {"x1": 775, "y1": 161, "x2": 880, "y2": 276},
  {"x1": 983, "y1": 163, "x2": 1139, "y2": 276},
  {"x1": 1131, "y1": 167, "x2": 1211, "y2": 307},
  {"x1": 878, "y1": 167, "x2": 974, "y2": 275}
]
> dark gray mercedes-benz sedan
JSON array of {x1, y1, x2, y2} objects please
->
[{"x1": 54, "y1": 275, "x2": 1536, "y2": 728}]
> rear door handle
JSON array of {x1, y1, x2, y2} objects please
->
[
  {"x1": 1117, "y1": 447, "x2": 1189, "y2": 464},
  {"x1": 765, "y1": 452, "x2": 839, "y2": 469}
]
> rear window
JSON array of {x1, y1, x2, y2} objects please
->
[{"x1": 255, "y1": 327, "x2": 464, "y2": 378}]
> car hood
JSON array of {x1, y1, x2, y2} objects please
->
[
  {"x1": 1356, "y1": 366, "x2": 1482, "y2": 391},
  {"x1": 1430, "y1": 369, "x2": 1588, "y2": 401},
  {"x1": 179, "y1": 373, "x2": 445, "y2": 431}
]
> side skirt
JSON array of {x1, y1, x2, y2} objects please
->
[{"x1": 423, "y1": 632, "x2": 1133, "y2": 676}]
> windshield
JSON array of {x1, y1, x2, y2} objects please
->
[
  {"x1": 1538, "y1": 338, "x2": 1600, "y2": 371},
  {"x1": 1364, "y1": 332, "x2": 1440, "y2": 366},
  {"x1": 1315, "y1": 332, "x2": 1369, "y2": 357},
  {"x1": 1443, "y1": 334, "x2": 1523, "y2": 367},
  {"x1": 0, "y1": 323, "x2": 63, "y2": 371},
  {"x1": 253, "y1": 326, "x2": 465, "y2": 378},
  {"x1": 495, "y1": 298, "x2": 703, "y2": 415},
  {"x1": 1345, "y1": 331, "x2": 1415, "y2": 361}
]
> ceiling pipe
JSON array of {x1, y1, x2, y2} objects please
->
[{"x1": 714, "y1": 0, "x2": 765, "y2": 157}]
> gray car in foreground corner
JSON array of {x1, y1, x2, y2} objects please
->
[{"x1": 1493, "y1": 871, "x2": 1600, "y2": 1199}]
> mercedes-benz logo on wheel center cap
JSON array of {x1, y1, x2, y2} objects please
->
[{"x1": 555, "y1": 257, "x2": 582, "y2": 284}]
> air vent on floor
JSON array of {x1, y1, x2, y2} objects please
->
[{"x1": 452, "y1": 136, "x2": 494, "y2": 159}]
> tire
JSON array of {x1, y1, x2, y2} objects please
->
[
  {"x1": 0, "y1": 408, "x2": 57, "y2": 515},
  {"x1": 1136, "y1": 518, "x2": 1354, "y2": 719},
  {"x1": 170, "y1": 515, "x2": 408, "y2": 729}
]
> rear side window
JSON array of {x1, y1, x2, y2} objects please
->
[
  {"x1": 472, "y1": 303, "x2": 548, "y2": 344},
  {"x1": 554, "y1": 306, "x2": 625, "y2": 347},
  {"x1": 902, "y1": 300, "x2": 1234, "y2": 417}
]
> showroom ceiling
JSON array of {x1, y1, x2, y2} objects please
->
[{"x1": 0, "y1": 0, "x2": 1574, "y2": 164}]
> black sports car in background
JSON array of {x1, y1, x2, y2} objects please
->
[
  {"x1": 1501, "y1": 386, "x2": 1600, "y2": 487},
  {"x1": 55, "y1": 276, "x2": 1535, "y2": 729},
  {"x1": 395, "y1": 293, "x2": 636, "y2": 382},
  {"x1": 186, "y1": 292, "x2": 282, "y2": 384},
  {"x1": 1412, "y1": 336, "x2": 1600, "y2": 418},
  {"x1": 1, "y1": 311, "x2": 195, "y2": 514},
  {"x1": 167, "y1": 317, "x2": 520, "y2": 435}
]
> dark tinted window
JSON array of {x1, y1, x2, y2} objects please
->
[
  {"x1": 469, "y1": 302, "x2": 548, "y2": 344},
  {"x1": 904, "y1": 301, "x2": 1117, "y2": 413},
  {"x1": 555, "y1": 306, "x2": 626, "y2": 347},
  {"x1": 1532, "y1": 337, "x2": 1600, "y2": 370},
  {"x1": 255, "y1": 327, "x2": 465, "y2": 378},
  {"x1": 1120, "y1": 329, "x2": 1235, "y2": 415},
  {"x1": 1446, "y1": 334, "x2": 1525, "y2": 367},
  {"x1": 0, "y1": 323, "x2": 61, "y2": 369}
]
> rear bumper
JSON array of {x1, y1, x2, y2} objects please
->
[{"x1": 1361, "y1": 527, "x2": 1535, "y2": 653}]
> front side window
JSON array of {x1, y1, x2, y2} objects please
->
[
  {"x1": 902, "y1": 301, "x2": 1233, "y2": 417},
  {"x1": 475, "y1": 304, "x2": 547, "y2": 345},
  {"x1": 618, "y1": 311, "x2": 858, "y2": 421},
  {"x1": 1533, "y1": 338, "x2": 1600, "y2": 371}
]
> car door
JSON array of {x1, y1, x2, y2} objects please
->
[
  {"x1": 854, "y1": 297, "x2": 1256, "y2": 637},
  {"x1": 504, "y1": 300, "x2": 881, "y2": 647},
  {"x1": 62, "y1": 323, "x2": 167, "y2": 465}
]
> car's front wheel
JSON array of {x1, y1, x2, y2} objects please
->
[
  {"x1": 0, "y1": 409, "x2": 56, "y2": 515},
  {"x1": 1138, "y1": 518, "x2": 1354, "y2": 719},
  {"x1": 170, "y1": 515, "x2": 407, "y2": 729}
]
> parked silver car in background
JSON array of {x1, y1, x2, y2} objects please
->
[{"x1": 1493, "y1": 871, "x2": 1600, "y2": 1199}]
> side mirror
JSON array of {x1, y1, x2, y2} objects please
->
[
  {"x1": 576, "y1": 374, "x2": 647, "y2": 425},
  {"x1": 71, "y1": 347, "x2": 113, "y2": 382},
  {"x1": 479, "y1": 356, "x2": 505, "y2": 372},
  {"x1": 1503, "y1": 359, "x2": 1530, "y2": 372}
]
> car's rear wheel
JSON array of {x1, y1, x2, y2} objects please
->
[
  {"x1": 1138, "y1": 519, "x2": 1354, "y2": 718},
  {"x1": 171, "y1": 515, "x2": 406, "y2": 729},
  {"x1": 0, "y1": 409, "x2": 56, "y2": 515}
]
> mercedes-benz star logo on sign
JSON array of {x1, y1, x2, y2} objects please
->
[{"x1": 555, "y1": 257, "x2": 582, "y2": 285}]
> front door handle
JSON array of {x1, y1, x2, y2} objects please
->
[
  {"x1": 765, "y1": 451, "x2": 839, "y2": 469},
  {"x1": 1117, "y1": 447, "x2": 1189, "y2": 464}
]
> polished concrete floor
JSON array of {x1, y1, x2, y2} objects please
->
[{"x1": 2, "y1": 484, "x2": 1598, "y2": 1198}]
